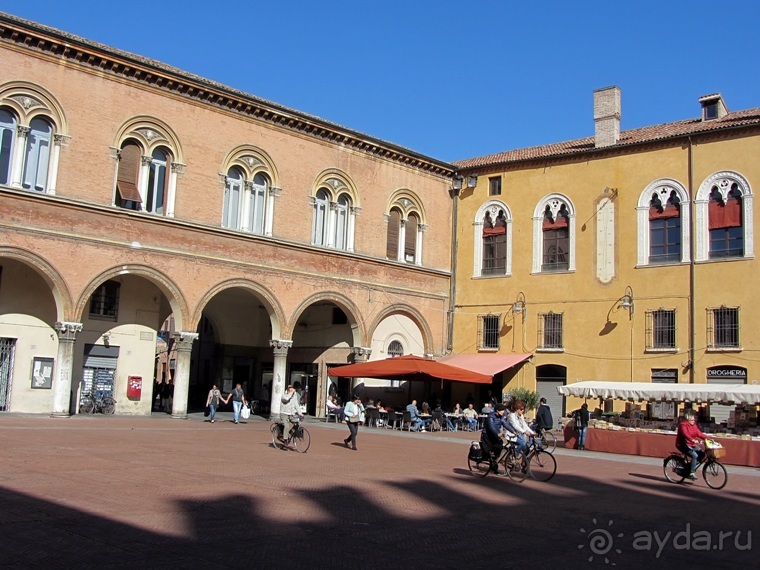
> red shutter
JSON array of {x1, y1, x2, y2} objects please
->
[
  {"x1": 116, "y1": 143, "x2": 143, "y2": 203},
  {"x1": 483, "y1": 226, "x2": 506, "y2": 236},
  {"x1": 543, "y1": 215, "x2": 568, "y2": 230},
  {"x1": 709, "y1": 197, "x2": 742, "y2": 229},
  {"x1": 386, "y1": 210, "x2": 400, "y2": 259},
  {"x1": 649, "y1": 204, "x2": 680, "y2": 220}
]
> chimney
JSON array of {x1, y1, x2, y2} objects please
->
[
  {"x1": 698, "y1": 93, "x2": 728, "y2": 121},
  {"x1": 594, "y1": 86, "x2": 621, "y2": 148}
]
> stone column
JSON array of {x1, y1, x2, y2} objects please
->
[
  {"x1": 10, "y1": 125, "x2": 29, "y2": 188},
  {"x1": 170, "y1": 332, "x2": 198, "y2": 419},
  {"x1": 51, "y1": 321, "x2": 83, "y2": 418},
  {"x1": 350, "y1": 347, "x2": 372, "y2": 393},
  {"x1": 269, "y1": 339, "x2": 292, "y2": 416}
]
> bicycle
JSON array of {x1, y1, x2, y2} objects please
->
[
  {"x1": 467, "y1": 437, "x2": 529, "y2": 483},
  {"x1": 523, "y1": 436, "x2": 557, "y2": 482},
  {"x1": 531, "y1": 425, "x2": 557, "y2": 453},
  {"x1": 663, "y1": 441, "x2": 728, "y2": 490},
  {"x1": 79, "y1": 392, "x2": 116, "y2": 415},
  {"x1": 270, "y1": 417, "x2": 311, "y2": 453}
]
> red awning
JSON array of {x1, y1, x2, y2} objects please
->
[
  {"x1": 436, "y1": 353, "x2": 532, "y2": 376},
  {"x1": 328, "y1": 355, "x2": 492, "y2": 384}
]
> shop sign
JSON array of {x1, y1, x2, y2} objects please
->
[{"x1": 706, "y1": 366, "x2": 747, "y2": 381}]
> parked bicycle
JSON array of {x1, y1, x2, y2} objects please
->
[
  {"x1": 663, "y1": 440, "x2": 728, "y2": 489},
  {"x1": 532, "y1": 425, "x2": 557, "y2": 453},
  {"x1": 79, "y1": 392, "x2": 116, "y2": 415},
  {"x1": 270, "y1": 418, "x2": 311, "y2": 453}
]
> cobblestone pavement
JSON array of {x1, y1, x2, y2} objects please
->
[{"x1": 0, "y1": 413, "x2": 757, "y2": 569}]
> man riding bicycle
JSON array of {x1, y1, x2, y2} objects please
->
[
  {"x1": 481, "y1": 403, "x2": 517, "y2": 471},
  {"x1": 277, "y1": 384, "x2": 303, "y2": 440},
  {"x1": 676, "y1": 409, "x2": 708, "y2": 480}
]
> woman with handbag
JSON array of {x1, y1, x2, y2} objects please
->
[
  {"x1": 205, "y1": 384, "x2": 222, "y2": 423},
  {"x1": 343, "y1": 394, "x2": 364, "y2": 451}
]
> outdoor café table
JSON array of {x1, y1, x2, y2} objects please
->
[
  {"x1": 446, "y1": 413, "x2": 462, "y2": 431},
  {"x1": 562, "y1": 425, "x2": 760, "y2": 468}
]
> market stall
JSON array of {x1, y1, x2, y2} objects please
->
[{"x1": 558, "y1": 381, "x2": 760, "y2": 467}]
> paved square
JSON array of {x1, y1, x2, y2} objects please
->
[{"x1": 0, "y1": 414, "x2": 757, "y2": 569}]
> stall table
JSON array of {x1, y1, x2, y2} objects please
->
[{"x1": 563, "y1": 425, "x2": 760, "y2": 467}]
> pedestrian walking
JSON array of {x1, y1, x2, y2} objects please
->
[
  {"x1": 343, "y1": 395, "x2": 364, "y2": 450},
  {"x1": 224, "y1": 383, "x2": 247, "y2": 424},
  {"x1": 205, "y1": 384, "x2": 223, "y2": 423}
]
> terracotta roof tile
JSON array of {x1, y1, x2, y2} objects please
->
[{"x1": 453, "y1": 108, "x2": 760, "y2": 170}]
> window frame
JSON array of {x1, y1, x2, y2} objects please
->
[
  {"x1": 488, "y1": 176, "x2": 502, "y2": 196},
  {"x1": 695, "y1": 172, "x2": 753, "y2": 262},
  {"x1": 537, "y1": 312, "x2": 564, "y2": 351},
  {"x1": 532, "y1": 194, "x2": 575, "y2": 274},
  {"x1": 636, "y1": 179, "x2": 691, "y2": 267},
  {"x1": 89, "y1": 280, "x2": 120, "y2": 321},
  {"x1": 473, "y1": 201, "x2": 512, "y2": 277},
  {"x1": 645, "y1": 308, "x2": 677, "y2": 351},
  {"x1": 478, "y1": 314, "x2": 500, "y2": 351},
  {"x1": 706, "y1": 305, "x2": 741, "y2": 350}
]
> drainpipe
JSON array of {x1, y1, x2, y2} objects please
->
[
  {"x1": 688, "y1": 137, "x2": 696, "y2": 384},
  {"x1": 447, "y1": 184, "x2": 459, "y2": 352}
]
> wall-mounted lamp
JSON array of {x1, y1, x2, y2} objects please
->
[
  {"x1": 513, "y1": 291, "x2": 527, "y2": 322},
  {"x1": 451, "y1": 174, "x2": 478, "y2": 191},
  {"x1": 102, "y1": 332, "x2": 111, "y2": 347},
  {"x1": 620, "y1": 286, "x2": 634, "y2": 319}
]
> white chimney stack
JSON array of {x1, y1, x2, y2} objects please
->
[{"x1": 594, "y1": 86, "x2": 621, "y2": 148}]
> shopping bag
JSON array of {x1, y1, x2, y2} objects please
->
[{"x1": 241, "y1": 404, "x2": 251, "y2": 419}]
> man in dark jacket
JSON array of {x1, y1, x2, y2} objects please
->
[
  {"x1": 532, "y1": 397, "x2": 554, "y2": 431},
  {"x1": 480, "y1": 403, "x2": 515, "y2": 470}
]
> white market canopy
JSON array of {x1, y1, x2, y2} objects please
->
[{"x1": 557, "y1": 381, "x2": 760, "y2": 405}]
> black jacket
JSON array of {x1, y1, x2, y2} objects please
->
[{"x1": 535, "y1": 403, "x2": 553, "y2": 429}]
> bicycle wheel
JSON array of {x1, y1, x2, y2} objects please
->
[
  {"x1": 79, "y1": 399, "x2": 94, "y2": 414},
  {"x1": 529, "y1": 450, "x2": 557, "y2": 482},
  {"x1": 702, "y1": 460, "x2": 728, "y2": 490},
  {"x1": 292, "y1": 427, "x2": 311, "y2": 453},
  {"x1": 540, "y1": 430, "x2": 557, "y2": 453},
  {"x1": 101, "y1": 398, "x2": 116, "y2": 415},
  {"x1": 468, "y1": 455, "x2": 491, "y2": 477},
  {"x1": 663, "y1": 455, "x2": 686, "y2": 483},
  {"x1": 502, "y1": 450, "x2": 528, "y2": 483},
  {"x1": 270, "y1": 423, "x2": 286, "y2": 450}
]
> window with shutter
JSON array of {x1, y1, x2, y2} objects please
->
[
  {"x1": 0, "y1": 109, "x2": 16, "y2": 185},
  {"x1": 404, "y1": 214, "x2": 418, "y2": 262},
  {"x1": 116, "y1": 142, "x2": 143, "y2": 206},
  {"x1": 386, "y1": 209, "x2": 400, "y2": 260},
  {"x1": 22, "y1": 117, "x2": 52, "y2": 192}
]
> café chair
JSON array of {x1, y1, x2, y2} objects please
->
[{"x1": 385, "y1": 410, "x2": 400, "y2": 430}]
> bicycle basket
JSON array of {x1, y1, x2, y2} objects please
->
[{"x1": 706, "y1": 447, "x2": 726, "y2": 459}]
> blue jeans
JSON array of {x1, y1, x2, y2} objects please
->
[
  {"x1": 577, "y1": 427, "x2": 588, "y2": 448},
  {"x1": 683, "y1": 445, "x2": 704, "y2": 474},
  {"x1": 515, "y1": 436, "x2": 528, "y2": 458},
  {"x1": 466, "y1": 417, "x2": 477, "y2": 430},
  {"x1": 233, "y1": 400, "x2": 243, "y2": 422},
  {"x1": 411, "y1": 418, "x2": 423, "y2": 431},
  {"x1": 209, "y1": 404, "x2": 217, "y2": 421}
]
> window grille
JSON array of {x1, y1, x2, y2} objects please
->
[
  {"x1": 707, "y1": 306, "x2": 740, "y2": 349},
  {"x1": 387, "y1": 340, "x2": 403, "y2": 357},
  {"x1": 478, "y1": 314, "x2": 500, "y2": 350},
  {"x1": 538, "y1": 312, "x2": 563, "y2": 349},
  {"x1": 645, "y1": 309, "x2": 677, "y2": 349},
  {"x1": 0, "y1": 338, "x2": 16, "y2": 412}
]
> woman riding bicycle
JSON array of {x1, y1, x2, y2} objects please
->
[{"x1": 676, "y1": 409, "x2": 708, "y2": 481}]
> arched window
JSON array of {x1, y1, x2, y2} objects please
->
[
  {"x1": 115, "y1": 141, "x2": 142, "y2": 210},
  {"x1": 404, "y1": 213, "x2": 419, "y2": 263},
  {"x1": 387, "y1": 340, "x2": 404, "y2": 357},
  {"x1": 533, "y1": 195, "x2": 575, "y2": 274},
  {"x1": 223, "y1": 167, "x2": 244, "y2": 228},
  {"x1": 649, "y1": 190, "x2": 681, "y2": 263},
  {"x1": 312, "y1": 188, "x2": 329, "y2": 246},
  {"x1": 249, "y1": 172, "x2": 268, "y2": 234},
  {"x1": 146, "y1": 147, "x2": 169, "y2": 214},
  {"x1": 0, "y1": 108, "x2": 16, "y2": 185},
  {"x1": 695, "y1": 172, "x2": 753, "y2": 262},
  {"x1": 473, "y1": 201, "x2": 511, "y2": 277},
  {"x1": 334, "y1": 193, "x2": 350, "y2": 250},
  {"x1": 386, "y1": 208, "x2": 401, "y2": 259},
  {"x1": 22, "y1": 117, "x2": 53, "y2": 192},
  {"x1": 637, "y1": 179, "x2": 690, "y2": 266}
]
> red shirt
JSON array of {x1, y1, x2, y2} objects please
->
[{"x1": 675, "y1": 418, "x2": 707, "y2": 448}]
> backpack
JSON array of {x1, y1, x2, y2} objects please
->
[{"x1": 468, "y1": 441, "x2": 482, "y2": 461}]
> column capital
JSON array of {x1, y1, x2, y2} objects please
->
[
  {"x1": 54, "y1": 321, "x2": 83, "y2": 341},
  {"x1": 171, "y1": 331, "x2": 198, "y2": 351},
  {"x1": 351, "y1": 346, "x2": 372, "y2": 362},
  {"x1": 269, "y1": 339, "x2": 293, "y2": 355}
]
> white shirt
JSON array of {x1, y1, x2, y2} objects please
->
[{"x1": 508, "y1": 411, "x2": 535, "y2": 437}]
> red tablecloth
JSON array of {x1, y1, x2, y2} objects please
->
[{"x1": 563, "y1": 425, "x2": 760, "y2": 467}]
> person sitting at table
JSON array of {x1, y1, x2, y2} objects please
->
[
  {"x1": 326, "y1": 395, "x2": 344, "y2": 422},
  {"x1": 366, "y1": 399, "x2": 377, "y2": 410},
  {"x1": 376, "y1": 400, "x2": 386, "y2": 413},
  {"x1": 481, "y1": 402, "x2": 493, "y2": 415},
  {"x1": 421, "y1": 401, "x2": 431, "y2": 415},
  {"x1": 433, "y1": 401, "x2": 456, "y2": 431},
  {"x1": 462, "y1": 403, "x2": 479, "y2": 431},
  {"x1": 508, "y1": 400, "x2": 535, "y2": 458},
  {"x1": 406, "y1": 399, "x2": 429, "y2": 432}
]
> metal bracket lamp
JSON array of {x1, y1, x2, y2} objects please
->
[
  {"x1": 513, "y1": 291, "x2": 527, "y2": 323},
  {"x1": 620, "y1": 286, "x2": 634, "y2": 319}
]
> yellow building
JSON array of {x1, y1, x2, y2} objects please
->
[{"x1": 451, "y1": 87, "x2": 760, "y2": 419}]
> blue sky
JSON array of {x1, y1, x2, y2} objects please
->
[{"x1": 2, "y1": 1, "x2": 759, "y2": 163}]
